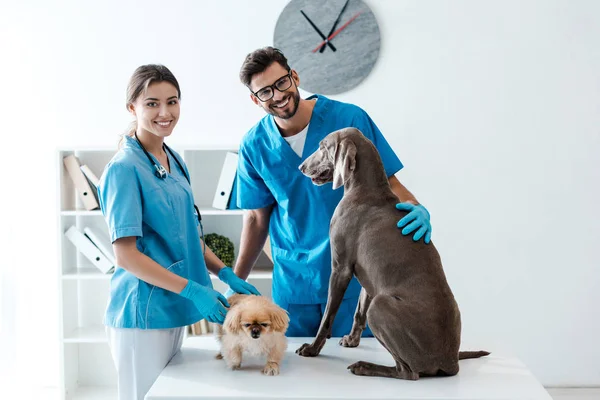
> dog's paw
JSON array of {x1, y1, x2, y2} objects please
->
[
  {"x1": 339, "y1": 334, "x2": 360, "y2": 348},
  {"x1": 262, "y1": 362, "x2": 280, "y2": 376},
  {"x1": 295, "y1": 343, "x2": 321, "y2": 357},
  {"x1": 347, "y1": 361, "x2": 372, "y2": 376},
  {"x1": 215, "y1": 352, "x2": 223, "y2": 360},
  {"x1": 228, "y1": 363, "x2": 241, "y2": 370}
]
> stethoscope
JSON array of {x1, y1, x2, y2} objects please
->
[{"x1": 135, "y1": 133, "x2": 206, "y2": 254}]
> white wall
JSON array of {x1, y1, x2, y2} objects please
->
[{"x1": 1, "y1": 0, "x2": 598, "y2": 388}]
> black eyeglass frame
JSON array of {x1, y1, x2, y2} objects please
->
[{"x1": 250, "y1": 72, "x2": 294, "y2": 102}]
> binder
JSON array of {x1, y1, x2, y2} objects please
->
[
  {"x1": 83, "y1": 227, "x2": 116, "y2": 266},
  {"x1": 65, "y1": 226, "x2": 114, "y2": 274},
  {"x1": 80, "y1": 165, "x2": 100, "y2": 204},
  {"x1": 227, "y1": 176, "x2": 240, "y2": 210},
  {"x1": 63, "y1": 155, "x2": 99, "y2": 211},
  {"x1": 80, "y1": 164, "x2": 100, "y2": 187},
  {"x1": 212, "y1": 152, "x2": 238, "y2": 210}
]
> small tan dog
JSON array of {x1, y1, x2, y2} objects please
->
[{"x1": 215, "y1": 294, "x2": 289, "y2": 375}]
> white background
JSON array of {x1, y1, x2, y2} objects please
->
[{"x1": 0, "y1": 0, "x2": 598, "y2": 391}]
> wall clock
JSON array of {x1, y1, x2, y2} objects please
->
[{"x1": 273, "y1": 0, "x2": 381, "y2": 95}]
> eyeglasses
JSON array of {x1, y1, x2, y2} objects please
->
[{"x1": 251, "y1": 72, "x2": 294, "y2": 102}]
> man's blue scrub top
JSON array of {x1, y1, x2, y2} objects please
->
[
  {"x1": 98, "y1": 135, "x2": 211, "y2": 329},
  {"x1": 236, "y1": 95, "x2": 403, "y2": 305}
]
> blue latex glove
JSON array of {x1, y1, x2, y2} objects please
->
[
  {"x1": 218, "y1": 267, "x2": 261, "y2": 296},
  {"x1": 179, "y1": 280, "x2": 230, "y2": 324},
  {"x1": 223, "y1": 288, "x2": 236, "y2": 299},
  {"x1": 396, "y1": 202, "x2": 432, "y2": 244}
]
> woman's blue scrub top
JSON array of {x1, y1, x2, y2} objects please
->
[
  {"x1": 236, "y1": 95, "x2": 403, "y2": 305},
  {"x1": 98, "y1": 135, "x2": 211, "y2": 329}
]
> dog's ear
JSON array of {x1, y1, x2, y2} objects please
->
[
  {"x1": 270, "y1": 305, "x2": 290, "y2": 333},
  {"x1": 223, "y1": 306, "x2": 242, "y2": 334},
  {"x1": 332, "y1": 139, "x2": 357, "y2": 190},
  {"x1": 227, "y1": 294, "x2": 245, "y2": 308}
]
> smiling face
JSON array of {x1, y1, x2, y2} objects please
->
[
  {"x1": 128, "y1": 81, "x2": 180, "y2": 140},
  {"x1": 249, "y1": 62, "x2": 301, "y2": 120}
]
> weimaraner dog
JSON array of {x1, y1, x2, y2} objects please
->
[{"x1": 296, "y1": 128, "x2": 488, "y2": 380}]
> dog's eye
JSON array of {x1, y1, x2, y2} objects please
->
[
  {"x1": 243, "y1": 323, "x2": 251, "y2": 328},
  {"x1": 260, "y1": 323, "x2": 269, "y2": 327}
]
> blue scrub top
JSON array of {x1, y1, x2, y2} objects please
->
[
  {"x1": 236, "y1": 95, "x2": 403, "y2": 305},
  {"x1": 98, "y1": 135, "x2": 211, "y2": 329}
]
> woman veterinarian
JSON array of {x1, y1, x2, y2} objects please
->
[{"x1": 98, "y1": 64, "x2": 260, "y2": 400}]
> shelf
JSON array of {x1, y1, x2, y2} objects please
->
[
  {"x1": 248, "y1": 269, "x2": 273, "y2": 279},
  {"x1": 61, "y1": 209, "x2": 103, "y2": 216},
  {"x1": 200, "y1": 208, "x2": 245, "y2": 216},
  {"x1": 60, "y1": 208, "x2": 245, "y2": 216},
  {"x1": 69, "y1": 386, "x2": 117, "y2": 400},
  {"x1": 63, "y1": 267, "x2": 113, "y2": 280},
  {"x1": 63, "y1": 325, "x2": 107, "y2": 343},
  {"x1": 209, "y1": 269, "x2": 273, "y2": 280}
]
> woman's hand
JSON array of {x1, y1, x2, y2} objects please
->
[
  {"x1": 179, "y1": 280, "x2": 229, "y2": 324},
  {"x1": 218, "y1": 267, "x2": 261, "y2": 296}
]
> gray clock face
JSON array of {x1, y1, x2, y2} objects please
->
[{"x1": 273, "y1": 0, "x2": 380, "y2": 95}]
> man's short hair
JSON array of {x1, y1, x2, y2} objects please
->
[{"x1": 239, "y1": 47, "x2": 291, "y2": 88}]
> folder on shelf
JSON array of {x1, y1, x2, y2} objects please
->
[
  {"x1": 83, "y1": 227, "x2": 116, "y2": 266},
  {"x1": 80, "y1": 164, "x2": 100, "y2": 204},
  {"x1": 65, "y1": 226, "x2": 114, "y2": 274},
  {"x1": 262, "y1": 235, "x2": 273, "y2": 263},
  {"x1": 63, "y1": 155, "x2": 99, "y2": 211},
  {"x1": 228, "y1": 176, "x2": 240, "y2": 210},
  {"x1": 200, "y1": 319, "x2": 209, "y2": 334},
  {"x1": 212, "y1": 152, "x2": 239, "y2": 210}
]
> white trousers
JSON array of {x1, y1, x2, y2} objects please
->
[{"x1": 106, "y1": 326, "x2": 185, "y2": 400}]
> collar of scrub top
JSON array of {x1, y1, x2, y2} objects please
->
[
  {"x1": 134, "y1": 132, "x2": 188, "y2": 181},
  {"x1": 267, "y1": 94, "x2": 329, "y2": 165},
  {"x1": 133, "y1": 133, "x2": 205, "y2": 253}
]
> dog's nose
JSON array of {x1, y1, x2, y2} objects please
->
[{"x1": 251, "y1": 330, "x2": 260, "y2": 339}]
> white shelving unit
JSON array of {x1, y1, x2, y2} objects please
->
[{"x1": 57, "y1": 146, "x2": 274, "y2": 399}]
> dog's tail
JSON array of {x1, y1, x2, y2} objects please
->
[{"x1": 459, "y1": 350, "x2": 490, "y2": 360}]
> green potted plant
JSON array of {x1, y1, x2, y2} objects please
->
[{"x1": 204, "y1": 233, "x2": 235, "y2": 266}]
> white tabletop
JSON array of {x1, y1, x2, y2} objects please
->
[{"x1": 146, "y1": 336, "x2": 551, "y2": 400}]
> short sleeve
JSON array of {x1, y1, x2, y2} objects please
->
[
  {"x1": 353, "y1": 109, "x2": 404, "y2": 177},
  {"x1": 236, "y1": 144, "x2": 275, "y2": 209},
  {"x1": 98, "y1": 162, "x2": 143, "y2": 242}
]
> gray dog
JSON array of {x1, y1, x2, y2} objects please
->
[{"x1": 296, "y1": 128, "x2": 488, "y2": 380}]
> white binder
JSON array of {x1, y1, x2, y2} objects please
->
[
  {"x1": 212, "y1": 152, "x2": 238, "y2": 210},
  {"x1": 63, "y1": 155, "x2": 99, "y2": 211},
  {"x1": 83, "y1": 227, "x2": 116, "y2": 266},
  {"x1": 80, "y1": 165, "x2": 100, "y2": 203},
  {"x1": 80, "y1": 164, "x2": 100, "y2": 186},
  {"x1": 65, "y1": 226, "x2": 114, "y2": 274}
]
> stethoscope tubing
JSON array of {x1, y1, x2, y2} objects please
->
[{"x1": 134, "y1": 133, "x2": 206, "y2": 254}]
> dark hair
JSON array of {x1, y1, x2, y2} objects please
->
[
  {"x1": 121, "y1": 64, "x2": 181, "y2": 143},
  {"x1": 239, "y1": 47, "x2": 291, "y2": 88}
]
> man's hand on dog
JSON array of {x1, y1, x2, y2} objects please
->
[{"x1": 396, "y1": 202, "x2": 432, "y2": 244}]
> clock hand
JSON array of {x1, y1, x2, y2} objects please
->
[
  {"x1": 300, "y1": 10, "x2": 337, "y2": 52},
  {"x1": 311, "y1": 11, "x2": 362, "y2": 53},
  {"x1": 319, "y1": 0, "x2": 350, "y2": 53}
]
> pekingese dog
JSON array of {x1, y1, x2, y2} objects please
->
[{"x1": 215, "y1": 294, "x2": 289, "y2": 376}]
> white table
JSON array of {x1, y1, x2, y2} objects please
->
[{"x1": 146, "y1": 337, "x2": 551, "y2": 400}]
